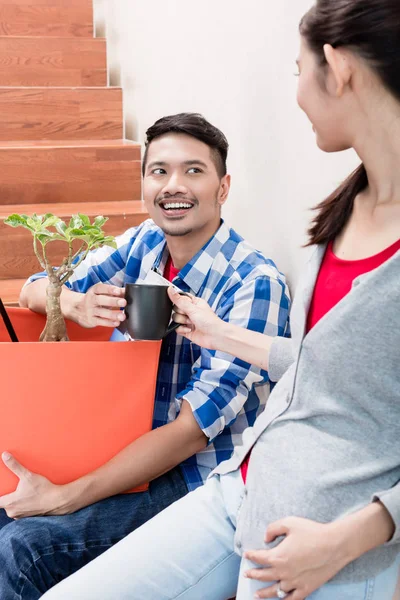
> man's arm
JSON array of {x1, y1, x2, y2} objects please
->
[
  {"x1": 20, "y1": 278, "x2": 126, "y2": 329},
  {"x1": 20, "y1": 278, "x2": 82, "y2": 319},
  {"x1": 0, "y1": 401, "x2": 207, "y2": 518},
  {"x1": 62, "y1": 400, "x2": 207, "y2": 512}
]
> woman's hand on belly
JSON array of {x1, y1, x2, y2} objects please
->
[{"x1": 243, "y1": 516, "x2": 348, "y2": 599}]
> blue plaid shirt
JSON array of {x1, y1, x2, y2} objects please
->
[{"x1": 28, "y1": 219, "x2": 290, "y2": 491}]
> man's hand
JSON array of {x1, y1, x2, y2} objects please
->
[
  {"x1": 0, "y1": 452, "x2": 70, "y2": 518},
  {"x1": 74, "y1": 283, "x2": 127, "y2": 329},
  {"x1": 243, "y1": 517, "x2": 348, "y2": 599}
]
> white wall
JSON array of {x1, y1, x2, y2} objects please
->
[{"x1": 95, "y1": 0, "x2": 359, "y2": 289}]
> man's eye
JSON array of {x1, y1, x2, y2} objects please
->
[
  {"x1": 187, "y1": 167, "x2": 202, "y2": 174},
  {"x1": 152, "y1": 168, "x2": 166, "y2": 175}
]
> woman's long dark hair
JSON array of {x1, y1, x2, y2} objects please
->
[{"x1": 301, "y1": 0, "x2": 400, "y2": 245}]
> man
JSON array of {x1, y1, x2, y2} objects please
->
[{"x1": 0, "y1": 113, "x2": 290, "y2": 599}]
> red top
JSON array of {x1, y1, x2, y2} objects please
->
[
  {"x1": 164, "y1": 257, "x2": 180, "y2": 282},
  {"x1": 241, "y1": 237, "x2": 400, "y2": 483},
  {"x1": 307, "y1": 237, "x2": 400, "y2": 331}
]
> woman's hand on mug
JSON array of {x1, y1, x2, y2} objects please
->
[
  {"x1": 168, "y1": 287, "x2": 224, "y2": 349},
  {"x1": 75, "y1": 283, "x2": 127, "y2": 328}
]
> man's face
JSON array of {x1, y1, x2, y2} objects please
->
[{"x1": 143, "y1": 133, "x2": 229, "y2": 237}]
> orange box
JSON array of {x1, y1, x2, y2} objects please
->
[{"x1": 0, "y1": 308, "x2": 161, "y2": 494}]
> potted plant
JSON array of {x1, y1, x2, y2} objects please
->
[
  {"x1": 4, "y1": 212, "x2": 117, "y2": 342},
  {"x1": 0, "y1": 212, "x2": 161, "y2": 496}
]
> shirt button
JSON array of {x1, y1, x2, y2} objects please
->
[{"x1": 236, "y1": 541, "x2": 242, "y2": 550}]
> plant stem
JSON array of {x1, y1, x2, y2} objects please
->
[
  {"x1": 40, "y1": 282, "x2": 69, "y2": 342},
  {"x1": 40, "y1": 243, "x2": 69, "y2": 342},
  {"x1": 33, "y1": 236, "x2": 46, "y2": 271},
  {"x1": 58, "y1": 242, "x2": 86, "y2": 285}
]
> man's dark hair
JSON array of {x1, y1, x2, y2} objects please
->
[{"x1": 142, "y1": 112, "x2": 229, "y2": 178}]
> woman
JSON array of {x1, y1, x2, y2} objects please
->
[{"x1": 43, "y1": 0, "x2": 400, "y2": 598}]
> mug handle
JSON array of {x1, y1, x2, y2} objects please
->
[
  {"x1": 165, "y1": 290, "x2": 192, "y2": 337},
  {"x1": 165, "y1": 321, "x2": 181, "y2": 336}
]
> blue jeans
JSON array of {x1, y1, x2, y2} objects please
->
[
  {"x1": 0, "y1": 467, "x2": 188, "y2": 599},
  {"x1": 42, "y1": 469, "x2": 400, "y2": 600}
]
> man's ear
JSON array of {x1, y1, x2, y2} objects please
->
[
  {"x1": 218, "y1": 174, "x2": 231, "y2": 206},
  {"x1": 323, "y1": 44, "x2": 352, "y2": 97}
]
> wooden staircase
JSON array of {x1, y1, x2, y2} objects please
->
[{"x1": 0, "y1": 0, "x2": 148, "y2": 305}]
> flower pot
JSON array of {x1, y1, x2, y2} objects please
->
[{"x1": 0, "y1": 307, "x2": 161, "y2": 494}]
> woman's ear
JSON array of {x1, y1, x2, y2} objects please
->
[{"x1": 323, "y1": 44, "x2": 352, "y2": 97}]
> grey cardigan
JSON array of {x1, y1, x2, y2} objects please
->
[{"x1": 214, "y1": 245, "x2": 400, "y2": 583}]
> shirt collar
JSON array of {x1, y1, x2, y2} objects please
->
[
  {"x1": 151, "y1": 220, "x2": 231, "y2": 295},
  {"x1": 178, "y1": 220, "x2": 231, "y2": 295}
]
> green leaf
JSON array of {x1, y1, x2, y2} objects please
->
[
  {"x1": 27, "y1": 216, "x2": 41, "y2": 231},
  {"x1": 4, "y1": 214, "x2": 32, "y2": 229},
  {"x1": 78, "y1": 214, "x2": 91, "y2": 227},
  {"x1": 88, "y1": 235, "x2": 116, "y2": 250},
  {"x1": 94, "y1": 216, "x2": 108, "y2": 228},
  {"x1": 87, "y1": 234, "x2": 105, "y2": 244},
  {"x1": 102, "y1": 238, "x2": 118, "y2": 249},
  {"x1": 42, "y1": 215, "x2": 61, "y2": 228},
  {"x1": 69, "y1": 215, "x2": 83, "y2": 229},
  {"x1": 80, "y1": 226, "x2": 101, "y2": 235},
  {"x1": 55, "y1": 220, "x2": 68, "y2": 237},
  {"x1": 69, "y1": 228, "x2": 90, "y2": 238},
  {"x1": 32, "y1": 214, "x2": 44, "y2": 225},
  {"x1": 36, "y1": 232, "x2": 55, "y2": 245}
]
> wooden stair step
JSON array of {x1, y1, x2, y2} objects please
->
[
  {"x1": 0, "y1": 278, "x2": 25, "y2": 306},
  {"x1": 0, "y1": 37, "x2": 106, "y2": 86},
  {"x1": 0, "y1": 87, "x2": 122, "y2": 140},
  {"x1": 0, "y1": 1, "x2": 93, "y2": 38},
  {"x1": 0, "y1": 200, "x2": 149, "y2": 281},
  {"x1": 0, "y1": 140, "x2": 141, "y2": 205}
]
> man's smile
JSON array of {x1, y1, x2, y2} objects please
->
[{"x1": 157, "y1": 199, "x2": 195, "y2": 217}]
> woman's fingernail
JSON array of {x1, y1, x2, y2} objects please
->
[
  {"x1": 243, "y1": 571, "x2": 249, "y2": 578},
  {"x1": 2, "y1": 452, "x2": 11, "y2": 461},
  {"x1": 254, "y1": 595, "x2": 260, "y2": 599}
]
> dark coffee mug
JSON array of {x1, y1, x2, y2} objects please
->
[{"x1": 123, "y1": 283, "x2": 181, "y2": 341}]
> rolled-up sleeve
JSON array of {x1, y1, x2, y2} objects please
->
[
  {"x1": 268, "y1": 336, "x2": 295, "y2": 383},
  {"x1": 372, "y1": 483, "x2": 400, "y2": 545},
  {"x1": 176, "y1": 275, "x2": 291, "y2": 442}
]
